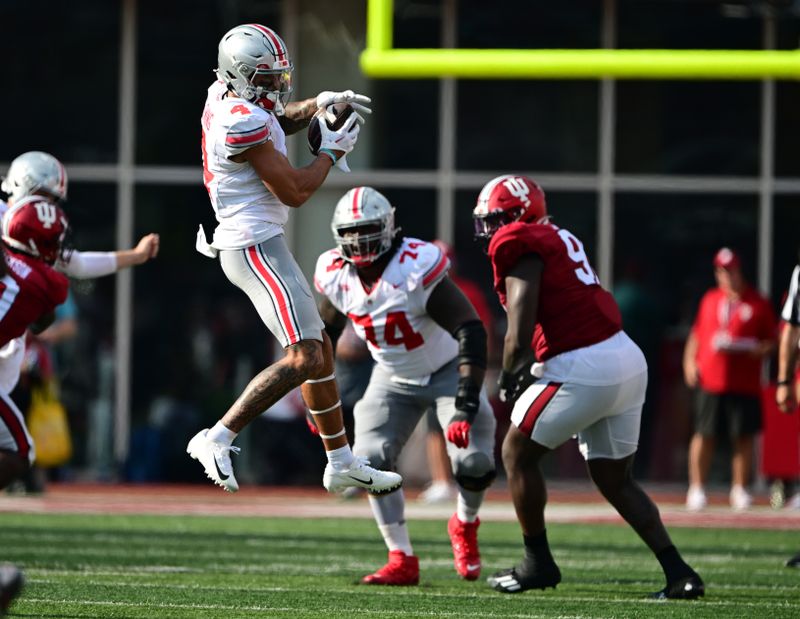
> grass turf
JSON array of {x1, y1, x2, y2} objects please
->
[{"x1": 0, "y1": 512, "x2": 798, "y2": 618}]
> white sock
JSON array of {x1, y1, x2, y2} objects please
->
[
  {"x1": 378, "y1": 522, "x2": 413, "y2": 556},
  {"x1": 326, "y1": 445, "x2": 355, "y2": 471},
  {"x1": 206, "y1": 421, "x2": 237, "y2": 445},
  {"x1": 456, "y1": 488, "x2": 484, "y2": 523}
]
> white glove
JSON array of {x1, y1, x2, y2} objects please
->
[
  {"x1": 318, "y1": 112, "x2": 361, "y2": 173},
  {"x1": 316, "y1": 90, "x2": 372, "y2": 116}
]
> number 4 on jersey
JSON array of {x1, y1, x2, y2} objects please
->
[{"x1": 348, "y1": 311, "x2": 424, "y2": 350}]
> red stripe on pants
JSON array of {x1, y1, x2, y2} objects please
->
[
  {"x1": 247, "y1": 246, "x2": 300, "y2": 345},
  {"x1": 518, "y1": 382, "x2": 562, "y2": 437}
]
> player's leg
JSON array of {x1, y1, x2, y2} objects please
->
[
  {"x1": 687, "y1": 390, "x2": 718, "y2": 510},
  {"x1": 303, "y1": 333, "x2": 401, "y2": 494},
  {"x1": 488, "y1": 381, "x2": 574, "y2": 593},
  {"x1": 582, "y1": 372, "x2": 704, "y2": 600},
  {"x1": 434, "y1": 365, "x2": 496, "y2": 580},
  {"x1": 188, "y1": 240, "x2": 326, "y2": 490},
  {"x1": 0, "y1": 392, "x2": 34, "y2": 490},
  {"x1": 729, "y1": 395, "x2": 760, "y2": 510},
  {"x1": 354, "y1": 368, "x2": 422, "y2": 585}
]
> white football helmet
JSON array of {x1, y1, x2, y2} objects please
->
[
  {"x1": 216, "y1": 23, "x2": 293, "y2": 115},
  {"x1": 331, "y1": 187, "x2": 399, "y2": 266},
  {"x1": 1, "y1": 151, "x2": 68, "y2": 205}
]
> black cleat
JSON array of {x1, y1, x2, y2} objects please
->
[
  {"x1": 786, "y1": 553, "x2": 800, "y2": 568},
  {"x1": 487, "y1": 564, "x2": 561, "y2": 593},
  {"x1": 651, "y1": 573, "x2": 705, "y2": 600},
  {"x1": 0, "y1": 563, "x2": 24, "y2": 616}
]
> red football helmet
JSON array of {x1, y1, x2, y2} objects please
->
[
  {"x1": 472, "y1": 175, "x2": 547, "y2": 248},
  {"x1": 1, "y1": 196, "x2": 69, "y2": 264}
]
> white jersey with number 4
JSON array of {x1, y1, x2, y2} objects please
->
[
  {"x1": 201, "y1": 80, "x2": 288, "y2": 250},
  {"x1": 314, "y1": 238, "x2": 457, "y2": 380}
]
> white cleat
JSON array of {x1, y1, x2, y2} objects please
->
[
  {"x1": 323, "y1": 457, "x2": 402, "y2": 494},
  {"x1": 186, "y1": 429, "x2": 240, "y2": 493}
]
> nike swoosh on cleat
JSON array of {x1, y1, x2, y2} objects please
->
[
  {"x1": 347, "y1": 474, "x2": 373, "y2": 485},
  {"x1": 467, "y1": 564, "x2": 481, "y2": 571},
  {"x1": 214, "y1": 457, "x2": 230, "y2": 480}
]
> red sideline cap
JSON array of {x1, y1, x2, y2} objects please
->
[{"x1": 713, "y1": 247, "x2": 740, "y2": 270}]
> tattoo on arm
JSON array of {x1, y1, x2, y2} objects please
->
[{"x1": 278, "y1": 98, "x2": 318, "y2": 135}]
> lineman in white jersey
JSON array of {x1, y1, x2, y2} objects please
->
[
  {"x1": 314, "y1": 187, "x2": 497, "y2": 585},
  {"x1": 0, "y1": 151, "x2": 160, "y2": 393},
  {"x1": 190, "y1": 23, "x2": 401, "y2": 495}
]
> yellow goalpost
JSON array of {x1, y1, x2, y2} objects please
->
[{"x1": 360, "y1": 0, "x2": 800, "y2": 80}]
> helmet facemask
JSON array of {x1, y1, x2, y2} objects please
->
[
  {"x1": 247, "y1": 64, "x2": 293, "y2": 114},
  {"x1": 334, "y1": 221, "x2": 394, "y2": 267},
  {"x1": 473, "y1": 206, "x2": 525, "y2": 251}
]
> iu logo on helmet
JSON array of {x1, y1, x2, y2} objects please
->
[
  {"x1": 503, "y1": 177, "x2": 531, "y2": 207},
  {"x1": 33, "y1": 201, "x2": 57, "y2": 229}
]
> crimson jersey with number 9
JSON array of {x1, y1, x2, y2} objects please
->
[{"x1": 489, "y1": 221, "x2": 621, "y2": 361}]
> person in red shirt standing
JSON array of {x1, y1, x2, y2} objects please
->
[
  {"x1": 683, "y1": 248, "x2": 776, "y2": 511},
  {"x1": 473, "y1": 174, "x2": 703, "y2": 599}
]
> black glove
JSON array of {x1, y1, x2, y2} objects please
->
[{"x1": 498, "y1": 364, "x2": 534, "y2": 403}]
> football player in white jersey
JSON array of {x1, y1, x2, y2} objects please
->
[
  {"x1": 314, "y1": 187, "x2": 497, "y2": 585},
  {"x1": 190, "y1": 24, "x2": 401, "y2": 495},
  {"x1": 0, "y1": 151, "x2": 160, "y2": 396}
]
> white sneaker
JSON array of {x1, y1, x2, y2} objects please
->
[
  {"x1": 323, "y1": 457, "x2": 402, "y2": 494},
  {"x1": 730, "y1": 485, "x2": 752, "y2": 511},
  {"x1": 786, "y1": 493, "x2": 800, "y2": 510},
  {"x1": 186, "y1": 429, "x2": 241, "y2": 493},
  {"x1": 686, "y1": 485, "x2": 707, "y2": 511},
  {"x1": 419, "y1": 481, "x2": 457, "y2": 504}
]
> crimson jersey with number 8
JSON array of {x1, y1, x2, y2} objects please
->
[
  {"x1": 489, "y1": 221, "x2": 621, "y2": 362},
  {"x1": 314, "y1": 237, "x2": 457, "y2": 379}
]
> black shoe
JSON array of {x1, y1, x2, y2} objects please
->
[
  {"x1": 786, "y1": 553, "x2": 800, "y2": 568},
  {"x1": 0, "y1": 563, "x2": 24, "y2": 615},
  {"x1": 651, "y1": 573, "x2": 705, "y2": 600},
  {"x1": 487, "y1": 563, "x2": 561, "y2": 593}
]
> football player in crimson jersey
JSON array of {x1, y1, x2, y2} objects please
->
[
  {"x1": 0, "y1": 151, "x2": 160, "y2": 394},
  {"x1": 190, "y1": 24, "x2": 401, "y2": 495},
  {"x1": 474, "y1": 175, "x2": 704, "y2": 599},
  {"x1": 314, "y1": 187, "x2": 497, "y2": 585},
  {"x1": 0, "y1": 197, "x2": 70, "y2": 490}
]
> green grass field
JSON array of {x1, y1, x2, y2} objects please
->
[{"x1": 1, "y1": 512, "x2": 798, "y2": 618}]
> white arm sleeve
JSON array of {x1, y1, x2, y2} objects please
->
[{"x1": 58, "y1": 250, "x2": 118, "y2": 279}]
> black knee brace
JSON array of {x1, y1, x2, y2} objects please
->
[
  {"x1": 455, "y1": 469, "x2": 497, "y2": 492},
  {"x1": 455, "y1": 453, "x2": 497, "y2": 491}
]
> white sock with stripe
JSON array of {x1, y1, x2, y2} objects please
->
[{"x1": 206, "y1": 421, "x2": 237, "y2": 446}]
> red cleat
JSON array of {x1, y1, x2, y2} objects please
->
[
  {"x1": 448, "y1": 514, "x2": 481, "y2": 580},
  {"x1": 361, "y1": 550, "x2": 419, "y2": 586}
]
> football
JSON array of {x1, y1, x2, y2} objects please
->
[{"x1": 307, "y1": 103, "x2": 355, "y2": 156}]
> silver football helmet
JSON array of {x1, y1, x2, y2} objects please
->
[
  {"x1": 216, "y1": 23, "x2": 293, "y2": 115},
  {"x1": 332, "y1": 187, "x2": 399, "y2": 266},
  {"x1": 1, "y1": 151, "x2": 68, "y2": 205}
]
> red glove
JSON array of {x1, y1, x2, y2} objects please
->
[
  {"x1": 446, "y1": 420, "x2": 471, "y2": 449},
  {"x1": 305, "y1": 412, "x2": 320, "y2": 436}
]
